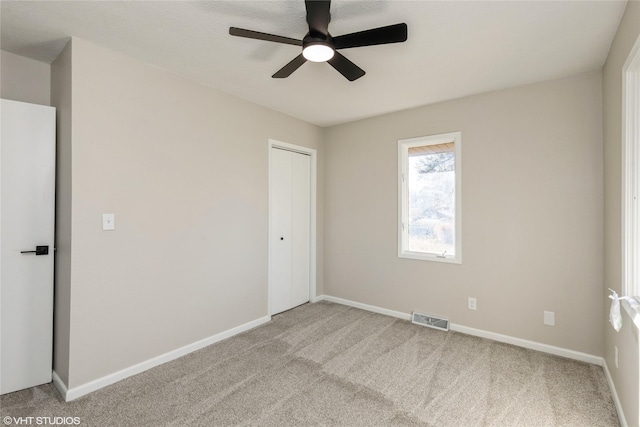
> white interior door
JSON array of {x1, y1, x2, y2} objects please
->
[
  {"x1": 1, "y1": 99, "x2": 56, "y2": 395},
  {"x1": 270, "y1": 147, "x2": 311, "y2": 315}
]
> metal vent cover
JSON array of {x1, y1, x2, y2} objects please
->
[{"x1": 411, "y1": 312, "x2": 449, "y2": 331}]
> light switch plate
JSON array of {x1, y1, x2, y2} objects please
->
[{"x1": 102, "y1": 213, "x2": 115, "y2": 231}]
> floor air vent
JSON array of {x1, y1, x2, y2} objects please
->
[{"x1": 411, "y1": 312, "x2": 449, "y2": 331}]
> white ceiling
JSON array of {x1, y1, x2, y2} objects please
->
[{"x1": 0, "y1": 1, "x2": 627, "y2": 127}]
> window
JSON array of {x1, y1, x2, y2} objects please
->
[
  {"x1": 623, "y1": 35, "x2": 640, "y2": 302},
  {"x1": 398, "y1": 132, "x2": 461, "y2": 263}
]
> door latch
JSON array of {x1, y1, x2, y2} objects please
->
[{"x1": 20, "y1": 245, "x2": 49, "y2": 256}]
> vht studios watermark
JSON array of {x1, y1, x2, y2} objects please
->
[{"x1": 3, "y1": 416, "x2": 80, "y2": 426}]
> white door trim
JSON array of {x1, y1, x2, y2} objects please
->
[{"x1": 268, "y1": 139, "x2": 317, "y2": 315}]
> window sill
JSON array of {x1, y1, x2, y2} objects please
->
[
  {"x1": 398, "y1": 251, "x2": 461, "y2": 264},
  {"x1": 622, "y1": 297, "x2": 640, "y2": 331}
]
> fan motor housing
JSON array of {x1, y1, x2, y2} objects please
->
[{"x1": 303, "y1": 33, "x2": 334, "y2": 49}]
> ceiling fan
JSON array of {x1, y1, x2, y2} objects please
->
[{"x1": 229, "y1": 0, "x2": 408, "y2": 81}]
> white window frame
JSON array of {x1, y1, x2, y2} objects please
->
[
  {"x1": 622, "y1": 34, "x2": 640, "y2": 327},
  {"x1": 398, "y1": 132, "x2": 462, "y2": 264}
]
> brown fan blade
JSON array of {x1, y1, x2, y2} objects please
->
[
  {"x1": 272, "y1": 54, "x2": 307, "y2": 78},
  {"x1": 333, "y1": 23, "x2": 408, "y2": 50},
  {"x1": 327, "y1": 52, "x2": 365, "y2": 81},
  {"x1": 229, "y1": 27, "x2": 302, "y2": 46}
]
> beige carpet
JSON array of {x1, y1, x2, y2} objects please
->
[{"x1": 1, "y1": 301, "x2": 619, "y2": 426}]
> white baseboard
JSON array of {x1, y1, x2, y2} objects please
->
[
  {"x1": 314, "y1": 294, "x2": 602, "y2": 365},
  {"x1": 57, "y1": 315, "x2": 271, "y2": 402},
  {"x1": 318, "y1": 295, "x2": 412, "y2": 321},
  {"x1": 602, "y1": 359, "x2": 628, "y2": 427},
  {"x1": 448, "y1": 323, "x2": 602, "y2": 365}
]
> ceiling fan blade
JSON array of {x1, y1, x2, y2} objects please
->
[
  {"x1": 327, "y1": 52, "x2": 365, "y2": 81},
  {"x1": 333, "y1": 23, "x2": 408, "y2": 49},
  {"x1": 272, "y1": 54, "x2": 307, "y2": 78},
  {"x1": 229, "y1": 27, "x2": 302, "y2": 46},
  {"x1": 305, "y1": 0, "x2": 331, "y2": 35}
]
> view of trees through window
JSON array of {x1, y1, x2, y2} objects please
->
[{"x1": 407, "y1": 150, "x2": 455, "y2": 255}]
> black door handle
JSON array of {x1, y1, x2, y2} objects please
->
[{"x1": 21, "y1": 245, "x2": 49, "y2": 256}]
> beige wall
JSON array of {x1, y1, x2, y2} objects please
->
[
  {"x1": 603, "y1": 1, "x2": 640, "y2": 426},
  {"x1": 1, "y1": 50, "x2": 50, "y2": 106},
  {"x1": 52, "y1": 38, "x2": 323, "y2": 388},
  {"x1": 324, "y1": 71, "x2": 604, "y2": 356}
]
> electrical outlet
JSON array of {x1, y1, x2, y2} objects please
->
[
  {"x1": 615, "y1": 345, "x2": 619, "y2": 369},
  {"x1": 544, "y1": 311, "x2": 555, "y2": 326},
  {"x1": 468, "y1": 297, "x2": 477, "y2": 311}
]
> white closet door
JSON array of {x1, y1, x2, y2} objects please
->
[
  {"x1": 290, "y1": 152, "x2": 311, "y2": 307},
  {"x1": 269, "y1": 148, "x2": 310, "y2": 315},
  {"x1": 270, "y1": 149, "x2": 293, "y2": 314}
]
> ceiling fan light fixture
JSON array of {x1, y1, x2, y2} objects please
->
[
  {"x1": 302, "y1": 42, "x2": 334, "y2": 62},
  {"x1": 229, "y1": 0, "x2": 408, "y2": 81}
]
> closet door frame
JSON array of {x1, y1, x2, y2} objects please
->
[{"x1": 267, "y1": 139, "x2": 317, "y2": 316}]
